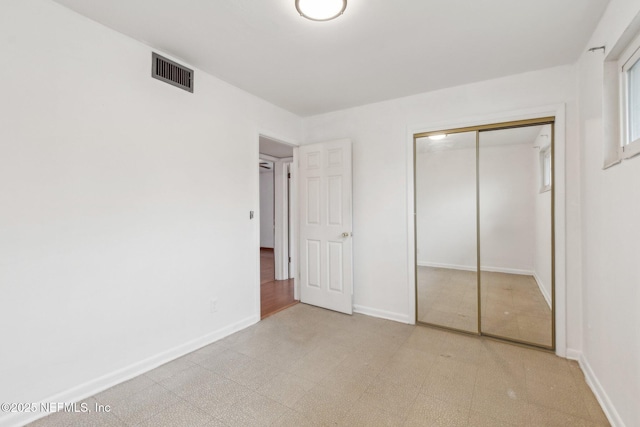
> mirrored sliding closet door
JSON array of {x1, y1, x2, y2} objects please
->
[
  {"x1": 415, "y1": 119, "x2": 555, "y2": 350},
  {"x1": 478, "y1": 124, "x2": 554, "y2": 348},
  {"x1": 415, "y1": 131, "x2": 478, "y2": 333}
]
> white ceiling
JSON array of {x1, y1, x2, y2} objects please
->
[{"x1": 51, "y1": 0, "x2": 609, "y2": 116}]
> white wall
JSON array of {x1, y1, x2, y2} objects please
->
[
  {"x1": 303, "y1": 66, "x2": 579, "y2": 331},
  {"x1": 259, "y1": 169, "x2": 275, "y2": 248},
  {"x1": 576, "y1": 0, "x2": 640, "y2": 425},
  {"x1": 0, "y1": 1, "x2": 301, "y2": 425},
  {"x1": 416, "y1": 144, "x2": 477, "y2": 270},
  {"x1": 479, "y1": 143, "x2": 535, "y2": 273}
]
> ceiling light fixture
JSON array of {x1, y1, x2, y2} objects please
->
[
  {"x1": 296, "y1": 0, "x2": 347, "y2": 21},
  {"x1": 428, "y1": 134, "x2": 447, "y2": 141}
]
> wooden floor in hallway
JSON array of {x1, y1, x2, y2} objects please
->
[{"x1": 260, "y1": 248, "x2": 297, "y2": 319}]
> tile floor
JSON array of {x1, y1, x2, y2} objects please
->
[
  {"x1": 417, "y1": 267, "x2": 552, "y2": 347},
  {"x1": 28, "y1": 303, "x2": 608, "y2": 426}
]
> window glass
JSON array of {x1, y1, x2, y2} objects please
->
[
  {"x1": 628, "y1": 58, "x2": 640, "y2": 144},
  {"x1": 540, "y1": 147, "x2": 551, "y2": 192}
]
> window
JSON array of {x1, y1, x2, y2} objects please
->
[
  {"x1": 540, "y1": 146, "x2": 551, "y2": 193},
  {"x1": 602, "y1": 24, "x2": 640, "y2": 168},
  {"x1": 620, "y1": 37, "x2": 640, "y2": 159}
]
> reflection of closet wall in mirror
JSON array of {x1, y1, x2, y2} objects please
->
[
  {"x1": 478, "y1": 132, "x2": 536, "y2": 274},
  {"x1": 478, "y1": 123, "x2": 554, "y2": 347},
  {"x1": 533, "y1": 125, "x2": 552, "y2": 306},
  {"x1": 478, "y1": 125, "x2": 552, "y2": 305},
  {"x1": 416, "y1": 132, "x2": 476, "y2": 270}
]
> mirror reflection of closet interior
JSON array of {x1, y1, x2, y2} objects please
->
[{"x1": 415, "y1": 120, "x2": 555, "y2": 349}]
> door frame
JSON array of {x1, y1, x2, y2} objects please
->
[
  {"x1": 256, "y1": 133, "x2": 299, "y2": 319},
  {"x1": 406, "y1": 104, "x2": 568, "y2": 357}
]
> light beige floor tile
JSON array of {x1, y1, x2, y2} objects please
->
[
  {"x1": 475, "y1": 363, "x2": 527, "y2": 399},
  {"x1": 527, "y1": 403, "x2": 606, "y2": 427},
  {"x1": 422, "y1": 358, "x2": 477, "y2": 409},
  {"x1": 376, "y1": 358, "x2": 430, "y2": 390},
  {"x1": 338, "y1": 399, "x2": 404, "y2": 426},
  {"x1": 403, "y1": 326, "x2": 450, "y2": 354},
  {"x1": 470, "y1": 384, "x2": 530, "y2": 426},
  {"x1": 133, "y1": 399, "x2": 213, "y2": 427},
  {"x1": 581, "y1": 386, "x2": 611, "y2": 425},
  {"x1": 256, "y1": 371, "x2": 315, "y2": 408},
  {"x1": 157, "y1": 365, "x2": 224, "y2": 398},
  {"x1": 525, "y1": 377, "x2": 592, "y2": 419},
  {"x1": 317, "y1": 369, "x2": 375, "y2": 400},
  {"x1": 294, "y1": 385, "x2": 356, "y2": 425},
  {"x1": 271, "y1": 409, "x2": 321, "y2": 427},
  {"x1": 221, "y1": 390, "x2": 288, "y2": 425},
  {"x1": 287, "y1": 343, "x2": 349, "y2": 382},
  {"x1": 404, "y1": 393, "x2": 470, "y2": 427},
  {"x1": 27, "y1": 303, "x2": 608, "y2": 427},
  {"x1": 360, "y1": 377, "x2": 421, "y2": 416},
  {"x1": 222, "y1": 357, "x2": 279, "y2": 390},
  {"x1": 108, "y1": 383, "x2": 182, "y2": 426},
  {"x1": 333, "y1": 347, "x2": 391, "y2": 378},
  {"x1": 183, "y1": 377, "x2": 253, "y2": 417},
  {"x1": 467, "y1": 410, "x2": 519, "y2": 427},
  {"x1": 198, "y1": 349, "x2": 253, "y2": 378}
]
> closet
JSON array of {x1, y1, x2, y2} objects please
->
[{"x1": 414, "y1": 118, "x2": 555, "y2": 349}]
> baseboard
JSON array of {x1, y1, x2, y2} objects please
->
[
  {"x1": 2, "y1": 315, "x2": 259, "y2": 427},
  {"x1": 417, "y1": 261, "x2": 477, "y2": 272},
  {"x1": 417, "y1": 261, "x2": 534, "y2": 276},
  {"x1": 533, "y1": 272, "x2": 552, "y2": 309},
  {"x1": 353, "y1": 305, "x2": 410, "y2": 324},
  {"x1": 565, "y1": 348, "x2": 582, "y2": 361},
  {"x1": 575, "y1": 353, "x2": 626, "y2": 427}
]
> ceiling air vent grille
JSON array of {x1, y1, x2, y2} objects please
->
[{"x1": 152, "y1": 53, "x2": 194, "y2": 93}]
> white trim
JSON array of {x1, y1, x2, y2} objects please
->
[
  {"x1": 533, "y1": 272, "x2": 552, "y2": 309},
  {"x1": 417, "y1": 261, "x2": 534, "y2": 276},
  {"x1": 2, "y1": 315, "x2": 258, "y2": 427},
  {"x1": 274, "y1": 160, "x2": 291, "y2": 280},
  {"x1": 576, "y1": 354, "x2": 626, "y2": 427},
  {"x1": 292, "y1": 148, "x2": 300, "y2": 300},
  {"x1": 353, "y1": 304, "x2": 410, "y2": 324},
  {"x1": 565, "y1": 348, "x2": 582, "y2": 361},
  {"x1": 406, "y1": 103, "x2": 567, "y2": 357}
]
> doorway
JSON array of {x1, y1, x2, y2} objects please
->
[
  {"x1": 414, "y1": 117, "x2": 556, "y2": 350},
  {"x1": 259, "y1": 136, "x2": 297, "y2": 318}
]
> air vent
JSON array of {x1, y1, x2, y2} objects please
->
[
  {"x1": 259, "y1": 160, "x2": 274, "y2": 170},
  {"x1": 152, "y1": 53, "x2": 193, "y2": 93}
]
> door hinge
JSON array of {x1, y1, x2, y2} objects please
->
[
  {"x1": 288, "y1": 173, "x2": 291, "y2": 179},
  {"x1": 288, "y1": 257, "x2": 291, "y2": 263}
]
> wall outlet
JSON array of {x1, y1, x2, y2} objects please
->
[{"x1": 210, "y1": 299, "x2": 218, "y2": 314}]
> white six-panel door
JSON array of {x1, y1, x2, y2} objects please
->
[{"x1": 298, "y1": 139, "x2": 353, "y2": 314}]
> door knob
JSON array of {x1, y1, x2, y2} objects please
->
[{"x1": 342, "y1": 232, "x2": 351, "y2": 237}]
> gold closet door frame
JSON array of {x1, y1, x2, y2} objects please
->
[{"x1": 413, "y1": 117, "x2": 556, "y2": 351}]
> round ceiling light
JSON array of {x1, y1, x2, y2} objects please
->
[{"x1": 296, "y1": 0, "x2": 347, "y2": 21}]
